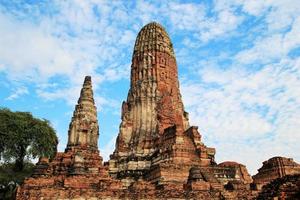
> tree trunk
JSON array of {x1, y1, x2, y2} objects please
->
[
  {"x1": 14, "y1": 158, "x2": 24, "y2": 172},
  {"x1": 14, "y1": 146, "x2": 25, "y2": 172}
]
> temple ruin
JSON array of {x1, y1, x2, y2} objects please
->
[{"x1": 16, "y1": 22, "x2": 300, "y2": 200}]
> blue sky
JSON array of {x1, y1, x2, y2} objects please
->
[{"x1": 0, "y1": 0, "x2": 299, "y2": 175}]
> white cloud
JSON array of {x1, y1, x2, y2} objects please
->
[
  {"x1": 166, "y1": 2, "x2": 205, "y2": 31},
  {"x1": 0, "y1": 1, "x2": 135, "y2": 108},
  {"x1": 6, "y1": 86, "x2": 29, "y2": 100},
  {"x1": 235, "y1": 34, "x2": 284, "y2": 64},
  {"x1": 0, "y1": 15, "x2": 71, "y2": 80},
  {"x1": 283, "y1": 16, "x2": 300, "y2": 53},
  {"x1": 240, "y1": 0, "x2": 268, "y2": 16},
  {"x1": 214, "y1": 0, "x2": 300, "y2": 33},
  {"x1": 236, "y1": 15, "x2": 300, "y2": 65},
  {"x1": 199, "y1": 9, "x2": 242, "y2": 42},
  {"x1": 119, "y1": 30, "x2": 135, "y2": 45},
  {"x1": 162, "y1": 1, "x2": 243, "y2": 42},
  {"x1": 37, "y1": 83, "x2": 118, "y2": 112},
  {"x1": 37, "y1": 86, "x2": 80, "y2": 105},
  {"x1": 264, "y1": 0, "x2": 300, "y2": 32}
]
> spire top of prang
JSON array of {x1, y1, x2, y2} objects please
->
[
  {"x1": 84, "y1": 75, "x2": 92, "y2": 83},
  {"x1": 133, "y1": 21, "x2": 175, "y2": 57},
  {"x1": 143, "y1": 21, "x2": 165, "y2": 29},
  {"x1": 78, "y1": 75, "x2": 94, "y2": 104}
]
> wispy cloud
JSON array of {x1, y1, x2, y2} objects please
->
[{"x1": 6, "y1": 86, "x2": 29, "y2": 100}]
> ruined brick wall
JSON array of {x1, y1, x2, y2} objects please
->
[{"x1": 256, "y1": 174, "x2": 300, "y2": 200}]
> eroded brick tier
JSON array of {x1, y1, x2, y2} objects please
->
[{"x1": 16, "y1": 22, "x2": 300, "y2": 200}]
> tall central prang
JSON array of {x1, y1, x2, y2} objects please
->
[
  {"x1": 109, "y1": 22, "x2": 214, "y2": 184},
  {"x1": 113, "y1": 22, "x2": 189, "y2": 155}
]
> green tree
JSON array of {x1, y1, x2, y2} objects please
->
[{"x1": 0, "y1": 108, "x2": 58, "y2": 171}]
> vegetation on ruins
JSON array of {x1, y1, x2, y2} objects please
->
[{"x1": 0, "y1": 108, "x2": 58, "y2": 172}]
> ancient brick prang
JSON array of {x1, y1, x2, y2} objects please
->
[
  {"x1": 112, "y1": 22, "x2": 189, "y2": 158},
  {"x1": 109, "y1": 22, "x2": 215, "y2": 184},
  {"x1": 67, "y1": 76, "x2": 99, "y2": 151},
  {"x1": 252, "y1": 156, "x2": 300, "y2": 190},
  {"x1": 107, "y1": 23, "x2": 257, "y2": 197},
  {"x1": 16, "y1": 76, "x2": 123, "y2": 200}
]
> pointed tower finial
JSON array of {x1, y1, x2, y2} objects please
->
[
  {"x1": 66, "y1": 76, "x2": 99, "y2": 151},
  {"x1": 85, "y1": 75, "x2": 91, "y2": 82}
]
